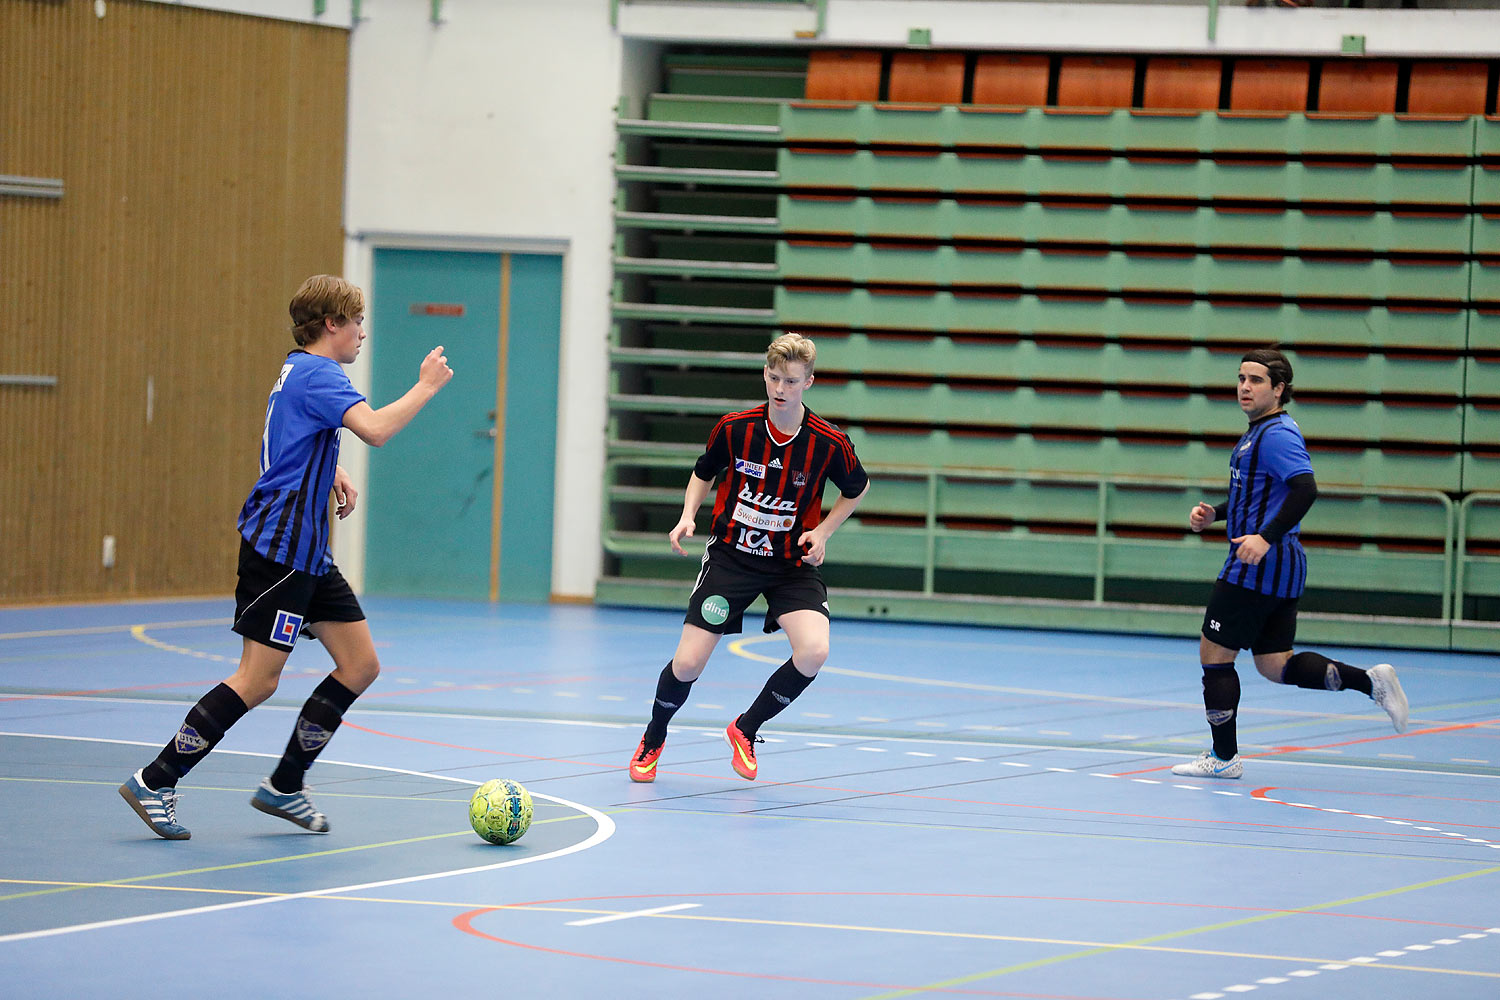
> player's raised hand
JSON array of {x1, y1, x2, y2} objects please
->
[
  {"x1": 420, "y1": 346, "x2": 453, "y2": 391},
  {"x1": 669, "y1": 516, "x2": 696, "y2": 556},
  {"x1": 1189, "y1": 501, "x2": 1215, "y2": 533}
]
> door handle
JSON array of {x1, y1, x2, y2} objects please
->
[{"x1": 475, "y1": 427, "x2": 498, "y2": 439}]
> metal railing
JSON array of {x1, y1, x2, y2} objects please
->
[{"x1": 604, "y1": 456, "x2": 1465, "y2": 619}]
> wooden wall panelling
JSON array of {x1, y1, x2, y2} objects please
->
[{"x1": 0, "y1": 0, "x2": 347, "y2": 602}]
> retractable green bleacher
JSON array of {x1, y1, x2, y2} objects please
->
[{"x1": 607, "y1": 46, "x2": 1500, "y2": 651}]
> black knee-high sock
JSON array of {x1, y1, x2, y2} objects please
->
[
  {"x1": 1280, "y1": 651, "x2": 1373, "y2": 696},
  {"x1": 1201, "y1": 664, "x2": 1241, "y2": 760},
  {"x1": 141, "y1": 683, "x2": 250, "y2": 790},
  {"x1": 269, "y1": 676, "x2": 358, "y2": 793},
  {"x1": 738, "y1": 658, "x2": 815, "y2": 740},
  {"x1": 643, "y1": 662, "x2": 694, "y2": 749}
]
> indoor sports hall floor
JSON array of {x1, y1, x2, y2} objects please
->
[{"x1": 1, "y1": 597, "x2": 1497, "y2": 999}]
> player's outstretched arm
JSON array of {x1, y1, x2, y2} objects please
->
[
  {"x1": 798, "y1": 481, "x2": 870, "y2": 567},
  {"x1": 343, "y1": 346, "x2": 453, "y2": 447},
  {"x1": 669, "y1": 473, "x2": 715, "y2": 556}
]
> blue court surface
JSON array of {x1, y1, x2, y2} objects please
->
[{"x1": 1, "y1": 597, "x2": 1497, "y2": 999}]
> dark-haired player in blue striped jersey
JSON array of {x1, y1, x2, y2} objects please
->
[
  {"x1": 627, "y1": 333, "x2": 870, "y2": 783},
  {"x1": 120, "y1": 274, "x2": 453, "y2": 839},
  {"x1": 1173, "y1": 347, "x2": 1409, "y2": 780}
]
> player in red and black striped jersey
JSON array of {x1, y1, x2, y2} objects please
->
[{"x1": 627, "y1": 333, "x2": 870, "y2": 783}]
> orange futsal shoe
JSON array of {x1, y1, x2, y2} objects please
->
[
  {"x1": 725, "y1": 717, "x2": 761, "y2": 780},
  {"x1": 629, "y1": 737, "x2": 663, "y2": 783}
]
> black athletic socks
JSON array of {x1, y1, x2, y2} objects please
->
[
  {"x1": 1281, "y1": 651, "x2": 1373, "y2": 696},
  {"x1": 643, "y1": 661, "x2": 695, "y2": 749},
  {"x1": 737, "y1": 658, "x2": 815, "y2": 740},
  {"x1": 142, "y1": 683, "x2": 250, "y2": 790},
  {"x1": 1201, "y1": 664, "x2": 1241, "y2": 760},
  {"x1": 269, "y1": 675, "x2": 358, "y2": 794}
]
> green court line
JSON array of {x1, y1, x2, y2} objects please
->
[{"x1": 856, "y1": 864, "x2": 1500, "y2": 999}]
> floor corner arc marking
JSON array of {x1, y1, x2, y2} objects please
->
[
  {"x1": 726, "y1": 633, "x2": 787, "y2": 664},
  {"x1": 0, "y1": 732, "x2": 616, "y2": 944}
]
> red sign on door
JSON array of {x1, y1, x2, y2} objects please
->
[{"x1": 410, "y1": 303, "x2": 466, "y2": 317}]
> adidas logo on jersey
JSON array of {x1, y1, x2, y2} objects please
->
[{"x1": 768, "y1": 458, "x2": 783, "y2": 469}]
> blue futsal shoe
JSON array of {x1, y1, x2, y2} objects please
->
[
  {"x1": 118, "y1": 770, "x2": 191, "y2": 840},
  {"x1": 250, "y1": 779, "x2": 330, "y2": 832}
]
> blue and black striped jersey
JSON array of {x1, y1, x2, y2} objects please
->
[
  {"x1": 1219, "y1": 411, "x2": 1315, "y2": 599},
  {"x1": 237, "y1": 351, "x2": 366, "y2": 573}
]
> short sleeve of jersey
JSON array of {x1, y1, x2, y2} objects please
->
[
  {"x1": 693, "y1": 417, "x2": 733, "y2": 481},
  {"x1": 302, "y1": 362, "x2": 367, "y2": 429},
  {"x1": 1261, "y1": 419, "x2": 1314, "y2": 482},
  {"x1": 828, "y1": 433, "x2": 869, "y2": 499}
]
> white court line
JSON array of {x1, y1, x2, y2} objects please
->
[
  {"x1": 3, "y1": 697, "x2": 1498, "y2": 779},
  {"x1": 567, "y1": 903, "x2": 700, "y2": 927},
  {"x1": 0, "y1": 732, "x2": 616, "y2": 944}
]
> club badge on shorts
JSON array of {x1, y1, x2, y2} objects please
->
[{"x1": 272, "y1": 609, "x2": 305, "y2": 646}]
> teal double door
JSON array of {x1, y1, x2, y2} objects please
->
[{"x1": 364, "y1": 248, "x2": 562, "y2": 602}]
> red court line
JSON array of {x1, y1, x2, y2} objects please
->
[
  {"x1": 1113, "y1": 717, "x2": 1500, "y2": 777},
  {"x1": 453, "y1": 906, "x2": 1137, "y2": 998}
]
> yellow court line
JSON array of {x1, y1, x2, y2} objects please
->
[
  {"x1": 11, "y1": 878, "x2": 1487, "y2": 983},
  {"x1": 0, "y1": 775, "x2": 469, "y2": 804},
  {"x1": 728, "y1": 635, "x2": 1392, "y2": 724},
  {"x1": 0, "y1": 811, "x2": 598, "y2": 905},
  {"x1": 128, "y1": 625, "x2": 234, "y2": 664},
  {"x1": 0, "y1": 619, "x2": 227, "y2": 641},
  {"x1": 857, "y1": 863, "x2": 1500, "y2": 999},
  {"x1": 726, "y1": 634, "x2": 786, "y2": 665}
]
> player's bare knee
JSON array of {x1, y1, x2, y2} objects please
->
[
  {"x1": 335, "y1": 657, "x2": 380, "y2": 694},
  {"x1": 671, "y1": 657, "x2": 708, "y2": 682},
  {"x1": 1253, "y1": 655, "x2": 1289, "y2": 684},
  {"x1": 792, "y1": 646, "x2": 828, "y2": 676},
  {"x1": 231, "y1": 675, "x2": 278, "y2": 706}
]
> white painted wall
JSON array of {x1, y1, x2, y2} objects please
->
[
  {"x1": 335, "y1": 0, "x2": 622, "y2": 599},
  {"x1": 147, "y1": 0, "x2": 1500, "y2": 602}
]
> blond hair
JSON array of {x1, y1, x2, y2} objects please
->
[
  {"x1": 289, "y1": 275, "x2": 365, "y2": 346},
  {"x1": 766, "y1": 332, "x2": 816, "y2": 373}
]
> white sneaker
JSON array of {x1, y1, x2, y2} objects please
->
[
  {"x1": 1368, "y1": 663, "x2": 1409, "y2": 734},
  {"x1": 1171, "y1": 751, "x2": 1243, "y2": 779}
]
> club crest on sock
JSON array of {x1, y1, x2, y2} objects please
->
[
  {"x1": 295, "y1": 719, "x2": 332, "y2": 753},
  {"x1": 174, "y1": 725, "x2": 209, "y2": 755}
]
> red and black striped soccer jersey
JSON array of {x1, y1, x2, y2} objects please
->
[{"x1": 692, "y1": 403, "x2": 869, "y2": 562}]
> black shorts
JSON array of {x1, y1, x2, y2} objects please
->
[
  {"x1": 231, "y1": 538, "x2": 365, "y2": 652},
  {"x1": 683, "y1": 538, "x2": 829, "y2": 635},
  {"x1": 1201, "y1": 578, "x2": 1298, "y2": 654}
]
